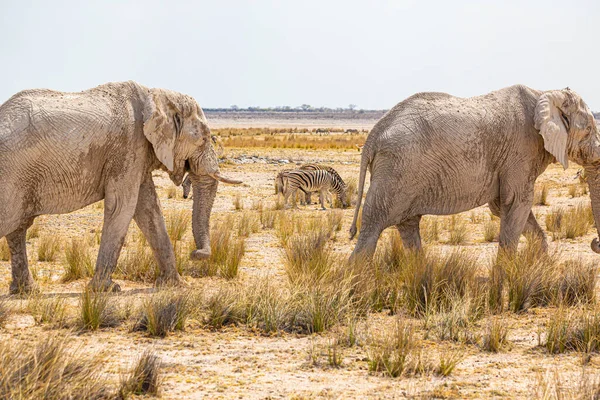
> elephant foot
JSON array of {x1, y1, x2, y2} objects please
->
[
  {"x1": 156, "y1": 272, "x2": 186, "y2": 288},
  {"x1": 190, "y1": 248, "x2": 211, "y2": 260},
  {"x1": 87, "y1": 278, "x2": 121, "y2": 293},
  {"x1": 9, "y1": 279, "x2": 39, "y2": 296}
]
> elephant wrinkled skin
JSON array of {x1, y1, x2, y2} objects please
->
[
  {"x1": 349, "y1": 85, "x2": 600, "y2": 261},
  {"x1": 0, "y1": 81, "x2": 241, "y2": 294}
]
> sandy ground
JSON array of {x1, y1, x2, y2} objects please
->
[{"x1": 1, "y1": 119, "x2": 600, "y2": 399}]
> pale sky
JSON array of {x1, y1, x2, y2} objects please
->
[{"x1": 1, "y1": 0, "x2": 599, "y2": 110}]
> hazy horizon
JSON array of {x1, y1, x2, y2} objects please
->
[{"x1": 1, "y1": 1, "x2": 599, "y2": 110}]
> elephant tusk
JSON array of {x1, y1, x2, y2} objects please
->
[
  {"x1": 592, "y1": 238, "x2": 600, "y2": 254},
  {"x1": 210, "y1": 172, "x2": 242, "y2": 185}
]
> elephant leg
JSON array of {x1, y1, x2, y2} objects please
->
[
  {"x1": 7, "y1": 218, "x2": 36, "y2": 295},
  {"x1": 133, "y1": 175, "x2": 183, "y2": 287},
  {"x1": 349, "y1": 182, "x2": 390, "y2": 264},
  {"x1": 395, "y1": 216, "x2": 422, "y2": 250},
  {"x1": 498, "y1": 194, "x2": 532, "y2": 254},
  {"x1": 522, "y1": 212, "x2": 548, "y2": 252},
  {"x1": 490, "y1": 198, "x2": 546, "y2": 251},
  {"x1": 89, "y1": 182, "x2": 139, "y2": 292}
]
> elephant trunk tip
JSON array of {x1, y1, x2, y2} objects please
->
[{"x1": 592, "y1": 238, "x2": 600, "y2": 254}]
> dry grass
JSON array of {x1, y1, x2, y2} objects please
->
[
  {"x1": 0, "y1": 336, "x2": 115, "y2": 399},
  {"x1": 120, "y1": 349, "x2": 162, "y2": 397},
  {"x1": 26, "y1": 221, "x2": 40, "y2": 240},
  {"x1": 62, "y1": 238, "x2": 94, "y2": 282},
  {"x1": 0, "y1": 238, "x2": 9, "y2": 261},
  {"x1": 233, "y1": 194, "x2": 244, "y2": 210},
  {"x1": 78, "y1": 288, "x2": 121, "y2": 331},
  {"x1": 134, "y1": 291, "x2": 193, "y2": 337},
  {"x1": 182, "y1": 217, "x2": 245, "y2": 279},
  {"x1": 260, "y1": 209, "x2": 278, "y2": 229},
  {"x1": 37, "y1": 234, "x2": 61, "y2": 261},
  {"x1": 221, "y1": 133, "x2": 366, "y2": 150},
  {"x1": 166, "y1": 209, "x2": 190, "y2": 243},
  {"x1": 28, "y1": 295, "x2": 68, "y2": 327},
  {"x1": 116, "y1": 243, "x2": 158, "y2": 283},
  {"x1": 237, "y1": 211, "x2": 260, "y2": 237},
  {"x1": 483, "y1": 218, "x2": 499, "y2": 242},
  {"x1": 534, "y1": 183, "x2": 550, "y2": 206},
  {"x1": 447, "y1": 215, "x2": 468, "y2": 245},
  {"x1": 421, "y1": 216, "x2": 440, "y2": 243},
  {"x1": 545, "y1": 203, "x2": 593, "y2": 240},
  {"x1": 166, "y1": 185, "x2": 177, "y2": 199},
  {"x1": 482, "y1": 317, "x2": 509, "y2": 352},
  {"x1": 0, "y1": 298, "x2": 10, "y2": 327}
]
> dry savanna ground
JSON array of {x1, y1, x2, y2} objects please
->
[{"x1": 2, "y1": 122, "x2": 600, "y2": 399}]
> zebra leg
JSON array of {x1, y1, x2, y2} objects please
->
[
  {"x1": 305, "y1": 192, "x2": 312, "y2": 205},
  {"x1": 319, "y1": 189, "x2": 327, "y2": 210}
]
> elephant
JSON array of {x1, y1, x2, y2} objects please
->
[
  {"x1": 0, "y1": 81, "x2": 242, "y2": 294},
  {"x1": 349, "y1": 85, "x2": 600, "y2": 261}
]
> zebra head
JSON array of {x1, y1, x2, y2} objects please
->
[{"x1": 182, "y1": 174, "x2": 192, "y2": 199}]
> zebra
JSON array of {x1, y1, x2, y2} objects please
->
[
  {"x1": 280, "y1": 169, "x2": 349, "y2": 210},
  {"x1": 182, "y1": 174, "x2": 192, "y2": 199},
  {"x1": 274, "y1": 164, "x2": 343, "y2": 205}
]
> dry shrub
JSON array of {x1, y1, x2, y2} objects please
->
[
  {"x1": 447, "y1": 215, "x2": 468, "y2": 245},
  {"x1": 260, "y1": 209, "x2": 278, "y2": 229},
  {"x1": 0, "y1": 298, "x2": 9, "y2": 327},
  {"x1": 499, "y1": 238, "x2": 560, "y2": 312},
  {"x1": 0, "y1": 336, "x2": 114, "y2": 399},
  {"x1": 37, "y1": 234, "x2": 61, "y2": 261},
  {"x1": 165, "y1": 209, "x2": 190, "y2": 243},
  {"x1": 79, "y1": 288, "x2": 121, "y2": 331},
  {"x1": 237, "y1": 279, "x2": 296, "y2": 333},
  {"x1": 326, "y1": 210, "x2": 344, "y2": 233},
  {"x1": 233, "y1": 194, "x2": 244, "y2": 210},
  {"x1": 237, "y1": 211, "x2": 260, "y2": 237},
  {"x1": 116, "y1": 243, "x2": 158, "y2": 283},
  {"x1": 534, "y1": 183, "x2": 550, "y2": 206},
  {"x1": 166, "y1": 185, "x2": 177, "y2": 199},
  {"x1": 483, "y1": 219, "x2": 499, "y2": 242},
  {"x1": 62, "y1": 238, "x2": 94, "y2": 282},
  {"x1": 482, "y1": 317, "x2": 509, "y2": 352},
  {"x1": 557, "y1": 259, "x2": 597, "y2": 306},
  {"x1": 0, "y1": 238, "x2": 9, "y2": 261},
  {"x1": 431, "y1": 293, "x2": 482, "y2": 343},
  {"x1": 532, "y1": 369, "x2": 600, "y2": 399},
  {"x1": 205, "y1": 286, "x2": 240, "y2": 329},
  {"x1": 183, "y1": 216, "x2": 245, "y2": 279},
  {"x1": 367, "y1": 320, "x2": 416, "y2": 377},
  {"x1": 28, "y1": 295, "x2": 68, "y2": 327},
  {"x1": 120, "y1": 349, "x2": 162, "y2": 397},
  {"x1": 346, "y1": 177, "x2": 358, "y2": 206},
  {"x1": 26, "y1": 221, "x2": 40, "y2": 240},
  {"x1": 134, "y1": 291, "x2": 193, "y2": 337},
  {"x1": 544, "y1": 307, "x2": 600, "y2": 354},
  {"x1": 421, "y1": 216, "x2": 440, "y2": 242},
  {"x1": 220, "y1": 131, "x2": 366, "y2": 150},
  {"x1": 546, "y1": 203, "x2": 593, "y2": 240}
]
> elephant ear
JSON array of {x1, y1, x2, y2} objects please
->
[
  {"x1": 142, "y1": 90, "x2": 176, "y2": 171},
  {"x1": 534, "y1": 90, "x2": 569, "y2": 169}
]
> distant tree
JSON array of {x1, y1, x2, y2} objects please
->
[
  {"x1": 348, "y1": 104, "x2": 357, "y2": 111},
  {"x1": 300, "y1": 104, "x2": 312, "y2": 111},
  {"x1": 230, "y1": 105, "x2": 239, "y2": 110}
]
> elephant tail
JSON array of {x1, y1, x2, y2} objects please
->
[{"x1": 349, "y1": 144, "x2": 371, "y2": 240}]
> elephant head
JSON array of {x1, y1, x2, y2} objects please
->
[
  {"x1": 534, "y1": 88, "x2": 600, "y2": 253},
  {"x1": 141, "y1": 87, "x2": 241, "y2": 260}
]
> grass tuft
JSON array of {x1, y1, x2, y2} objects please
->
[
  {"x1": 37, "y1": 234, "x2": 61, "y2": 261},
  {"x1": 79, "y1": 287, "x2": 121, "y2": 331},
  {"x1": 134, "y1": 291, "x2": 193, "y2": 337},
  {"x1": 120, "y1": 349, "x2": 162, "y2": 397},
  {"x1": 62, "y1": 238, "x2": 94, "y2": 282},
  {"x1": 165, "y1": 209, "x2": 190, "y2": 243}
]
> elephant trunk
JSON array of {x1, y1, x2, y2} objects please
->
[
  {"x1": 585, "y1": 167, "x2": 600, "y2": 254},
  {"x1": 190, "y1": 173, "x2": 218, "y2": 260}
]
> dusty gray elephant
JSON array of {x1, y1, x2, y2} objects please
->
[
  {"x1": 0, "y1": 81, "x2": 241, "y2": 294},
  {"x1": 349, "y1": 85, "x2": 600, "y2": 261}
]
